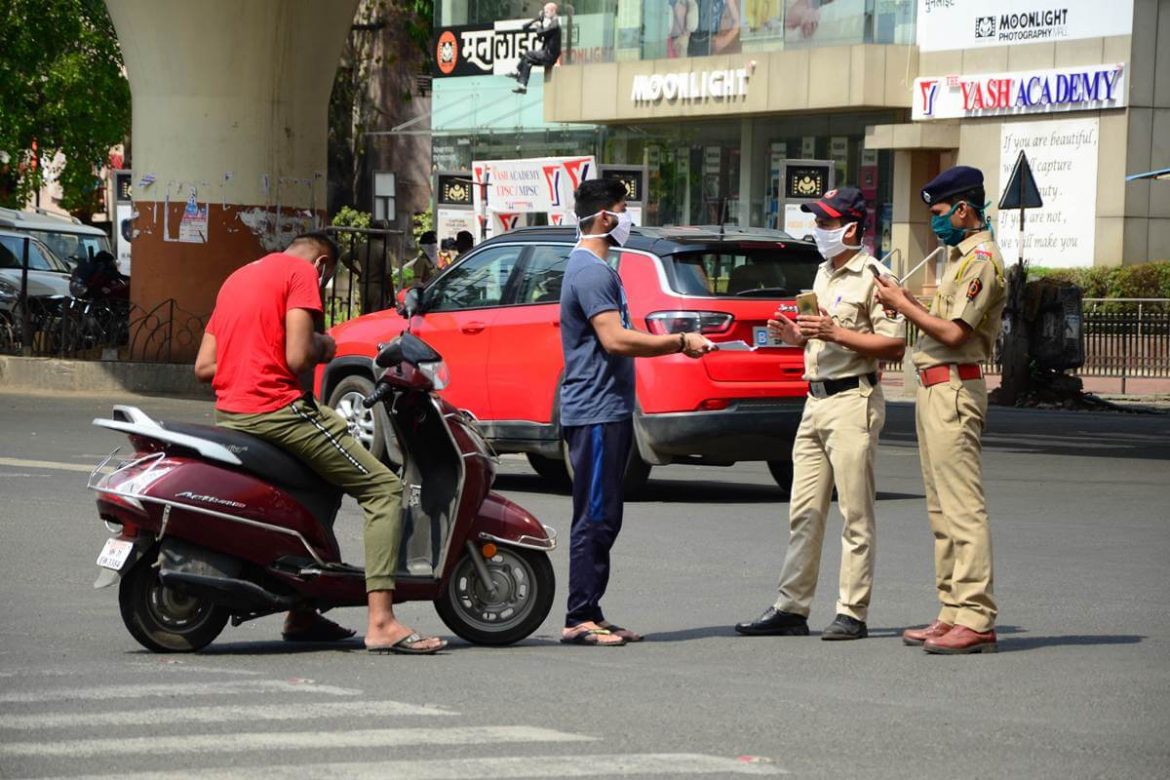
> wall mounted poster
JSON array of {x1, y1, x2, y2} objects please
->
[{"x1": 997, "y1": 117, "x2": 1099, "y2": 268}]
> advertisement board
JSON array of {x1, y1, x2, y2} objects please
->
[
  {"x1": 916, "y1": 0, "x2": 1134, "y2": 53},
  {"x1": 913, "y1": 64, "x2": 1126, "y2": 121},
  {"x1": 996, "y1": 117, "x2": 1099, "y2": 268},
  {"x1": 472, "y1": 156, "x2": 598, "y2": 240}
]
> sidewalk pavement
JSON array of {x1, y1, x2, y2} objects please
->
[{"x1": 0, "y1": 356, "x2": 211, "y2": 398}]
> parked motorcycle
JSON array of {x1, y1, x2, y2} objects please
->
[{"x1": 88, "y1": 331, "x2": 557, "y2": 652}]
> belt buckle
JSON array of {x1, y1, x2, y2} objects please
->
[{"x1": 809, "y1": 381, "x2": 828, "y2": 399}]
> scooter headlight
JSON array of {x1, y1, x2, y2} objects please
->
[{"x1": 418, "y1": 360, "x2": 450, "y2": 390}]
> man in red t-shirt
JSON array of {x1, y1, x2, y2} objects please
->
[{"x1": 194, "y1": 233, "x2": 445, "y2": 654}]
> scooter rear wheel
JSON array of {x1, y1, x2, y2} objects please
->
[
  {"x1": 435, "y1": 546, "x2": 554, "y2": 646},
  {"x1": 118, "y1": 557, "x2": 229, "y2": 653}
]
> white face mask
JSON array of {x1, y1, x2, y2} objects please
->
[
  {"x1": 812, "y1": 225, "x2": 861, "y2": 260},
  {"x1": 580, "y1": 209, "x2": 632, "y2": 246},
  {"x1": 422, "y1": 244, "x2": 438, "y2": 263}
]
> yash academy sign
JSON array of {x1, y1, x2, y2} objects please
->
[{"x1": 913, "y1": 63, "x2": 1126, "y2": 120}]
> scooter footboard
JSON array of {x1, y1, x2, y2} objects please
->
[{"x1": 474, "y1": 492, "x2": 556, "y2": 552}]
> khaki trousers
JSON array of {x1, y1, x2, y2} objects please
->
[
  {"x1": 217, "y1": 398, "x2": 404, "y2": 593},
  {"x1": 775, "y1": 384, "x2": 884, "y2": 622},
  {"x1": 915, "y1": 372, "x2": 996, "y2": 631}
]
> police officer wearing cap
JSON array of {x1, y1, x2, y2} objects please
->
[
  {"x1": 874, "y1": 165, "x2": 1005, "y2": 654},
  {"x1": 736, "y1": 187, "x2": 905, "y2": 641}
]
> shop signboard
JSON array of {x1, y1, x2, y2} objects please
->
[
  {"x1": 996, "y1": 117, "x2": 1099, "y2": 268},
  {"x1": 434, "y1": 171, "x2": 476, "y2": 247},
  {"x1": 433, "y1": 14, "x2": 612, "y2": 78},
  {"x1": 471, "y1": 156, "x2": 598, "y2": 239},
  {"x1": 913, "y1": 63, "x2": 1126, "y2": 121},
  {"x1": 112, "y1": 170, "x2": 133, "y2": 275},
  {"x1": 916, "y1": 0, "x2": 1134, "y2": 53},
  {"x1": 778, "y1": 160, "x2": 834, "y2": 239}
]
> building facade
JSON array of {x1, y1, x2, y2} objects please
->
[{"x1": 432, "y1": 0, "x2": 1169, "y2": 273}]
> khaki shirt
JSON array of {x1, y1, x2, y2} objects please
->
[
  {"x1": 804, "y1": 252, "x2": 906, "y2": 381},
  {"x1": 912, "y1": 230, "x2": 1006, "y2": 369}
]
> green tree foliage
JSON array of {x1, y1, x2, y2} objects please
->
[{"x1": 0, "y1": 0, "x2": 131, "y2": 217}]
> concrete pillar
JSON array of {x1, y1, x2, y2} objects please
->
[
  {"x1": 890, "y1": 149, "x2": 941, "y2": 294},
  {"x1": 106, "y1": 0, "x2": 358, "y2": 360}
]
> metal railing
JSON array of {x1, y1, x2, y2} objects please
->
[
  {"x1": 324, "y1": 225, "x2": 407, "y2": 326},
  {"x1": 1, "y1": 295, "x2": 208, "y2": 364},
  {"x1": 1078, "y1": 298, "x2": 1170, "y2": 391},
  {"x1": 881, "y1": 297, "x2": 1170, "y2": 392}
]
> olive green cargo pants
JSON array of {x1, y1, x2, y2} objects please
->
[{"x1": 217, "y1": 397, "x2": 403, "y2": 592}]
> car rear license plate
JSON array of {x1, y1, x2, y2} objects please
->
[
  {"x1": 752, "y1": 326, "x2": 790, "y2": 348},
  {"x1": 96, "y1": 538, "x2": 134, "y2": 571}
]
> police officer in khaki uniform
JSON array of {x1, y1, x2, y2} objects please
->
[
  {"x1": 874, "y1": 166, "x2": 1005, "y2": 654},
  {"x1": 736, "y1": 187, "x2": 905, "y2": 641}
]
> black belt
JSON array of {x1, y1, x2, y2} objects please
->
[{"x1": 808, "y1": 372, "x2": 877, "y2": 400}]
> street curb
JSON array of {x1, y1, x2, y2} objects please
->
[{"x1": 0, "y1": 356, "x2": 212, "y2": 398}]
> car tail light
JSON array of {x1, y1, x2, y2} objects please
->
[
  {"x1": 645, "y1": 311, "x2": 733, "y2": 335},
  {"x1": 698, "y1": 399, "x2": 731, "y2": 411}
]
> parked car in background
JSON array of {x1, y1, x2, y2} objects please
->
[
  {"x1": 317, "y1": 225, "x2": 821, "y2": 492},
  {"x1": 0, "y1": 230, "x2": 73, "y2": 347},
  {"x1": 0, "y1": 207, "x2": 114, "y2": 273}
]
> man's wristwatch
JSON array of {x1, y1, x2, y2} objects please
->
[{"x1": 677, "y1": 332, "x2": 687, "y2": 353}]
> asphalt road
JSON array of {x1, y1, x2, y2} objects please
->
[{"x1": 1, "y1": 391, "x2": 1168, "y2": 779}]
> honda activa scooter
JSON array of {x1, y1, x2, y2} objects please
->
[{"x1": 88, "y1": 327, "x2": 557, "y2": 652}]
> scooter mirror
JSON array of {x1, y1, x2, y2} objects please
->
[{"x1": 399, "y1": 286, "x2": 423, "y2": 320}]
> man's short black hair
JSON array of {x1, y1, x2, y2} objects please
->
[
  {"x1": 455, "y1": 230, "x2": 474, "y2": 250},
  {"x1": 574, "y1": 178, "x2": 628, "y2": 222},
  {"x1": 289, "y1": 231, "x2": 340, "y2": 262}
]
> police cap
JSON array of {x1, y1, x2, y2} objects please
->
[
  {"x1": 921, "y1": 166, "x2": 984, "y2": 205},
  {"x1": 801, "y1": 186, "x2": 867, "y2": 221}
]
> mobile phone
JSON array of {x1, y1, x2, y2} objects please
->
[{"x1": 795, "y1": 291, "x2": 819, "y2": 316}]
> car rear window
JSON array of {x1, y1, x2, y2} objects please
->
[{"x1": 661, "y1": 247, "x2": 821, "y2": 298}]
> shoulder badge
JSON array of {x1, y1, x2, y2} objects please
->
[
  {"x1": 973, "y1": 248, "x2": 993, "y2": 260},
  {"x1": 966, "y1": 278, "x2": 983, "y2": 301}
]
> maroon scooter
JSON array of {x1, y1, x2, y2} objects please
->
[{"x1": 88, "y1": 330, "x2": 557, "y2": 652}]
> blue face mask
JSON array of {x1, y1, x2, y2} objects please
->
[{"x1": 931, "y1": 202, "x2": 969, "y2": 247}]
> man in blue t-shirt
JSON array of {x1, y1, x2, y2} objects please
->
[{"x1": 559, "y1": 178, "x2": 713, "y2": 647}]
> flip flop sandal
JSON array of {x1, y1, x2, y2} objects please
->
[
  {"x1": 599, "y1": 623, "x2": 644, "y2": 642},
  {"x1": 282, "y1": 617, "x2": 357, "y2": 643},
  {"x1": 367, "y1": 632, "x2": 447, "y2": 655},
  {"x1": 560, "y1": 627, "x2": 627, "y2": 647}
]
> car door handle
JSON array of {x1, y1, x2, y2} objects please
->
[{"x1": 461, "y1": 322, "x2": 487, "y2": 334}]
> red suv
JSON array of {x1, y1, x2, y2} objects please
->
[{"x1": 317, "y1": 226, "x2": 820, "y2": 492}]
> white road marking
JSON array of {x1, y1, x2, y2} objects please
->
[
  {"x1": 0, "y1": 679, "x2": 360, "y2": 704},
  {"x1": 0, "y1": 699, "x2": 456, "y2": 730},
  {"x1": 0, "y1": 662, "x2": 260, "y2": 678},
  {"x1": 0, "y1": 456, "x2": 93, "y2": 473},
  {"x1": 20, "y1": 753, "x2": 785, "y2": 778},
  {"x1": 0, "y1": 725, "x2": 594, "y2": 758}
]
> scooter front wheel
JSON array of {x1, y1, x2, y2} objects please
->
[
  {"x1": 118, "y1": 556, "x2": 229, "y2": 653},
  {"x1": 435, "y1": 546, "x2": 554, "y2": 646}
]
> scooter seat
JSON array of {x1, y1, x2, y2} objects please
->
[{"x1": 162, "y1": 421, "x2": 335, "y2": 495}]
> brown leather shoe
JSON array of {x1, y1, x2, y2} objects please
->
[
  {"x1": 902, "y1": 620, "x2": 953, "y2": 646},
  {"x1": 923, "y1": 625, "x2": 997, "y2": 654}
]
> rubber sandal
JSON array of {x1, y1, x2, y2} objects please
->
[
  {"x1": 599, "y1": 622, "x2": 643, "y2": 642},
  {"x1": 560, "y1": 627, "x2": 626, "y2": 647},
  {"x1": 281, "y1": 616, "x2": 357, "y2": 643},
  {"x1": 367, "y1": 632, "x2": 447, "y2": 655}
]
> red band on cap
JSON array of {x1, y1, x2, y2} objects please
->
[{"x1": 817, "y1": 201, "x2": 842, "y2": 218}]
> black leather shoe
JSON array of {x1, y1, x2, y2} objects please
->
[
  {"x1": 821, "y1": 614, "x2": 867, "y2": 641},
  {"x1": 734, "y1": 607, "x2": 809, "y2": 636}
]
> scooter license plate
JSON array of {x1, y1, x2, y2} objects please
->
[{"x1": 96, "y1": 538, "x2": 134, "y2": 571}]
